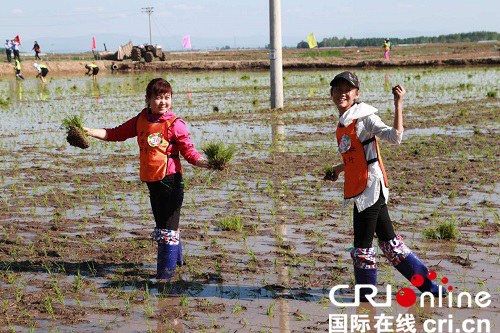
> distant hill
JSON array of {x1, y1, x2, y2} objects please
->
[{"x1": 297, "y1": 31, "x2": 500, "y2": 48}]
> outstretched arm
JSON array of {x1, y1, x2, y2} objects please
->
[
  {"x1": 83, "y1": 127, "x2": 108, "y2": 141},
  {"x1": 392, "y1": 85, "x2": 406, "y2": 133},
  {"x1": 195, "y1": 158, "x2": 209, "y2": 168}
]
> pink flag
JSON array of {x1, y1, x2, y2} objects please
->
[
  {"x1": 91, "y1": 36, "x2": 96, "y2": 50},
  {"x1": 183, "y1": 35, "x2": 191, "y2": 49}
]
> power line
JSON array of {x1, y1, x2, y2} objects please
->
[{"x1": 141, "y1": 7, "x2": 154, "y2": 45}]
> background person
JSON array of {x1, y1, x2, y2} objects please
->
[
  {"x1": 32, "y1": 41, "x2": 41, "y2": 60},
  {"x1": 82, "y1": 78, "x2": 210, "y2": 280},
  {"x1": 326, "y1": 71, "x2": 443, "y2": 300},
  {"x1": 14, "y1": 59, "x2": 25, "y2": 80},
  {"x1": 383, "y1": 38, "x2": 391, "y2": 60},
  {"x1": 33, "y1": 63, "x2": 49, "y2": 83},
  {"x1": 5, "y1": 40, "x2": 12, "y2": 62},
  {"x1": 12, "y1": 39, "x2": 21, "y2": 61},
  {"x1": 85, "y1": 63, "x2": 99, "y2": 81}
]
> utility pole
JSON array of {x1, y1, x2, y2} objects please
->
[
  {"x1": 269, "y1": 0, "x2": 283, "y2": 109},
  {"x1": 142, "y1": 7, "x2": 154, "y2": 45}
]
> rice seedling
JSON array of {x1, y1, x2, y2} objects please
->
[
  {"x1": 422, "y1": 220, "x2": 458, "y2": 240},
  {"x1": 43, "y1": 296, "x2": 55, "y2": 319},
  {"x1": 179, "y1": 294, "x2": 189, "y2": 307},
  {"x1": 62, "y1": 114, "x2": 89, "y2": 149},
  {"x1": 232, "y1": 303, "x2": 246, "y2": 314},
  {"x1": 202, "y1": 141, "x2": 237, "y2": 170},
  {"x1": 323, "y1": 163, "x2": 338, "y2": 181},
  {"x1": 486, "y1": 90, "x2": 497, "y2": 98},
  {"x1": 266, "y1": 302, "x2": 275, "y2": 316}
]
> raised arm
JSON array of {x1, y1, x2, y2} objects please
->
[{"x1": 392, "y1": 85, "x2": 406, "y2": 133}]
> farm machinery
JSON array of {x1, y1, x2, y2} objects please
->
[{"x1": 95, "y1": 42, "x2": 166, "y2": 62}]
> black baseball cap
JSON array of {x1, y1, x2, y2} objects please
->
[{"x1": 330, "y1": 71, "x2": 360, "y2": 89}]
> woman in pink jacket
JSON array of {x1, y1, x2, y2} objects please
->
[{"x1": 84, "y1": 78, "x2": 209, "y2": 280}]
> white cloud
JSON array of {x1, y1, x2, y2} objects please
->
[
  {"x1": 156, "y1": 10, "x2": 173, "y2": 17},
  {"x1": 286, "y1": 7, "x2": 302, "y2": 14},
  {"x1": 74, "y1": 6, "x2": 105, "y2": 13},
  {"x1": 397, "y1": 4, "x2": 417, "y2": 10},
  {"x1": 173, "y1": 4, "x2": 203, "y2": 11},
  {"x1": 12, "y1": 8, "x2": 24, "y2": 15}
]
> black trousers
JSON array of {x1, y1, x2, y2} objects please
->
[
  {"x1": 353, "y1": 191, "x2": 396, "y2": 248},
  {"x1": 6, "y1": 50, "x2": 12, "y2": 62},
  {"x1": 146, "y1": 172, "x2": 184, "y2": 230}
]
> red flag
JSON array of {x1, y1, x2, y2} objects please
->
[
  {"x1": 14, "y1": 35, "x2": 21, "y2": 45},
  {"x1": 91, "y1": 36, "x2": 96, "y2": 50}
]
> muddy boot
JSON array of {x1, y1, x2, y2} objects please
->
[
  {"x1": 156, "y1": 242, "x2": 179, "y2": 280},
  {"x1": 152, "y1": 229, "x2": 182, "y2": 280},
  {"x1": 351, "y1": 247, "x2": 377, "y2": 302},
  {"x1": 353, "y1": 267, "x2": 377, "y2": 302},
  {"x1": 394, "y1": 253, "x2": 443, "y2": 296},
  {"x1": 379, "y1": 235, "x2": 443, "y2": 296},
  {"x1": 176, "y1": 239, "x2": 183, "y2": 267}
]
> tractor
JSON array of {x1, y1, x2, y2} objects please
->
[{"x1": 130, "y1": 44, "x2": 166, "y2": 62}]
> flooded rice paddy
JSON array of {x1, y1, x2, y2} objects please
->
[{"x1": 0, "y1": 67, "x2": 499, "y2": 332}]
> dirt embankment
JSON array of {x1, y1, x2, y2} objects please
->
[{"x1": 1, "y1": 42, "x2": 499, "y2": 76}]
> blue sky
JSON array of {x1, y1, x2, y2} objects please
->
[{"x1": 2, "y1": 0, "x2": 499, "y2": 51}]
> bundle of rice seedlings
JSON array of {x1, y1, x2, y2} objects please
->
[
  {"x1": 219, "y1": 215, "x2": 243, "y2": 232},
  {"x1": 62, "y1": 115, "x2": 90, "y2": 149},
  {"x1": 323, "y1": 163, "x2": 338, "y2": 181},
  {"x1": 202, "y1": 142, "x2": 236, "y2": 170}
]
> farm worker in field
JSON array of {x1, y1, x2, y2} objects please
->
[
  {"x1": 13, "y1": 59, "x2": 25, "y2": 80},
  {"x1": 32, "y1": 41, "x2": 41, "y2": 60},
  {"x1": 5, "y1": 40, "x2": 12, "y2": 62},
  {"x1": 326, "y1": 71, "x2": 444, "y2": 301},
  {"x1": 33, "y1": 63, "x2": 49, "y2": 83},
  {"x1": 85, "y1": 63, "x2": 99, "y2": 81},
  {"x1": 83, "y1": 78, "x2": 210, "y2": 280},
  {"x1": 383, "y1": 38, "x2": 391, "y2": 60}
]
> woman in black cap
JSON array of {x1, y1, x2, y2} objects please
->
[{"x1": 326, "y1": 71, "x2": 443, "y2": 301}]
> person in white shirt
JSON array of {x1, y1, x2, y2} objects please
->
[
  {"x1": 12, "y1": 40, "x2": 20, "y2": 61},
  {"x1": 327, "y1": 71, "x2": 443, "y2": 301},
  {"x1": 4, "y1": 40, "x2": 12, "y2": 62}
]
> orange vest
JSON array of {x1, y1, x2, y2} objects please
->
[
  {"x1": 136, "y1": 113, "x2": 179, "y2": 182},
  {"x1": 336, "y1": 119, "x2": 389, "y2": 199}
]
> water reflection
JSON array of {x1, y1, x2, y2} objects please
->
[
  {"x1": 37, "y1": 83, "x2": 49, "y2": 101},
  {"x1": 87, "y1": 81, "x2": 101, "y2": 105},
  {"x1": 384, "y1": 71, "x2": 391, "y2": 93},
  {"x1": 275, "y1": 179, "x2": 290, "y2": 333},
  {"x1": 271, "y1": 111, "x2": 285, "y2": 153},
  {"x1": 9, "y1": 80, "x2": 23, "y2": 106},
  {"x1": 156, "y1": 284, "x2": 184, "y2": 332}
]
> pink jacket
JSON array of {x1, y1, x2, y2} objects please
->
[{"x1": 105, "y1": 109, "x2": 202, "y2": 176}]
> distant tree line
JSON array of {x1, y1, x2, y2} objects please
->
[{"x1": 297, "y1": 31, "x2": 499, "y2": 48}]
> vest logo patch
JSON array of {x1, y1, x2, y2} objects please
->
[
  {"x1": 338, "y1": 134, "x2": 352, "y2": 154},
  {"x1": 147, "y1": 133, "x2": 168, "y2": 148}
]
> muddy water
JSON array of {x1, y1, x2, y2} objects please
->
[{"x1": 0, "y1": 68, "x2": 499, "y2": 332}]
